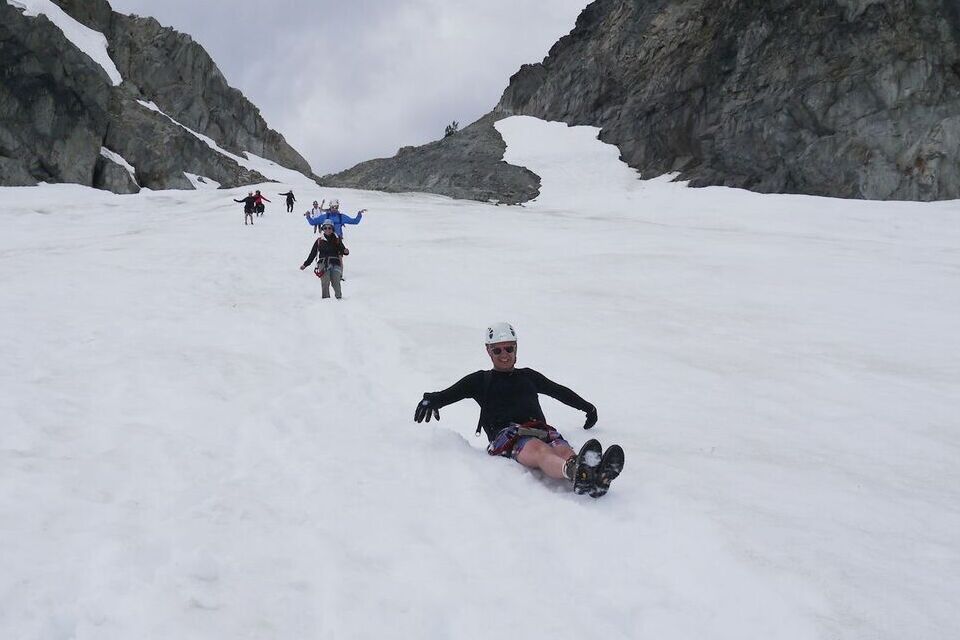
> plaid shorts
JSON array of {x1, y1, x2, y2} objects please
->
[{"x1": 487, "y1": 422, "x2": 570, "y2": 459}]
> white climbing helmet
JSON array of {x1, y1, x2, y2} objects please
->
[
  {"x1": 329, "y1": 198, "x2": 340, "y2": 208},
  {"x1": 484, "y1": 321, "x2": 517, "y2": 345}
]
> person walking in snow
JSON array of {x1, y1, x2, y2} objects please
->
[
  {"x1": 304, "y1": 199, "x2": 325, "y2": 233},
  {"x1": 307, "y1": 198, "x2": 367, "y2": 240},
  {"x1": 316, "y1": 198, "x2": 364, "y2": 239},
  {"x1": 314, "y1": 198, "x2": 365, "y2": 280},
  {"x1": 253, "y1": 190, "x2": 271, "y2": 217},
  {"x1": 299, "y1": 220, "x2": 349, "y2": 299},
  {"x1": 234, "y1": 192, "x2": 256, "y2": 225},
  {"x1": 413, "y1": 322, "x2": 624, "y2": 498},
  {"x1": 279, "y1": 190, "x2": 296, "y2": 212}
]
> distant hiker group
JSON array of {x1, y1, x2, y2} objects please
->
[
  {"x1": 232, "y1": 190, "x2": 303, "y2": 222},
  {"x1": 233, "y1": 189, "x2": 271, "y2": 225},
  {"x1": 228, "y1": 189, "x2": 368, "y2": 301}
]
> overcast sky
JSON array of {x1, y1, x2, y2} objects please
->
[{"x1": 106, "y1": 0, "x2": 589, "y2": 175}]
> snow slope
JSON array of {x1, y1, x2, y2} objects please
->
[
  {"x1": 7, "y1": 0, "x2": 123, "y2": 86},
  {"x1": 1, "y1": 116, "x2": 958, "y2": 640}
]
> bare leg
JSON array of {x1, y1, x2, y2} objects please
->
[{"x1": 515, "y1": 440, "x2": 573, "y2": 480}]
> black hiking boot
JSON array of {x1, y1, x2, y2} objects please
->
[
  {"x1": 589, "y1": 445, "x2": 625, "y2": 498},
  {"x1": 569, "y1": 439, "x2": 602, "y2": 495}
]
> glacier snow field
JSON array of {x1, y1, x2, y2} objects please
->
[{"x1": 1, "y1": 116, "x2": 958, "y2": 640}]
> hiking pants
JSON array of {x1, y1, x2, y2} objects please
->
[{"x1": 321, "y1": 266, "x2": 343, "y2": 299}]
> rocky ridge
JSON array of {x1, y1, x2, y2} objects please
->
[
  {"x1": 320, "y1": 112, "x2": 540, "y2": 205},
  {"x1": 327, "y1": 0, "x2": 960, "y2": 202},
  {"x1": 0, "y1": 0, "x2": 314, "y2": 193}
]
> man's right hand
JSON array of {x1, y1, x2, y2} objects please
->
[
  {"x1": 414, "y1": 397, "x2": 440, "y2": 423},
  {"x1": 583, "y1": 405, "x2": 598, "y2": 429}
]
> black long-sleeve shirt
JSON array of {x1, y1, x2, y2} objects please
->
[
  {"x1": 234, "y1": 196, "x2": 256, "y2": 211},
  {"x1": 424, "y1": 368, "x2": 593, "y2": 441},
  {"x1": 301, "y1": 235, "x2": 349, "y2": 269}
]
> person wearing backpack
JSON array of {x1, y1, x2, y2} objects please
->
[
  {"x1": 299, "y1": 220, "x2": 349, "y2": 299},
  {"x1": 315, "y1": 199, "x2": 365, "y2": 280},
  {"x1": 413, "y1": 322, "x2": 625, "y2": 498},
  {"x1": 317, "y1": 199, "x2": 364, "y2": 238}
]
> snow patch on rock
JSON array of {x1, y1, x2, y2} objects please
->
[
  {"x1": 7, "y1": 0, "x2": 122, "y2": 86},
  {"x1": 99, "y1": 147, "x2": 138, "y2": 185},
  {"x1": 183, "y1": 173, "x2": 221, "y2": 190},
  {"x1": 136, "y1": 100, "x2": 311, "y2": 185}
]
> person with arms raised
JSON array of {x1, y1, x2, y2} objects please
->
[
  {"x1": 279, "y1": 190, "x2": 296, "y2": 212},
  {"x1": 299, "y1": 220, "x2": 349, "y2": 299},
  {"x1": 414, "y1": 322, "x2": 624, "y2": 497},
  {"x1": 233, "y1": 192, "x2": 256, "y2": 225}
]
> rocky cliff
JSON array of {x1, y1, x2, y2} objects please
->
[
  {"x1": 321, "y1": 113, "x2": 540, "y2": 205},
  {"x1": 0, "y1": 0, "x2": 313, "y2": 193},
  {"x1": 328, "y1": 0, "x2": 960, "y2": 202}
]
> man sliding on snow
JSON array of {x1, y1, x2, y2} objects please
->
[{"x1": 413, "y1": 322, "x2": 624, "y2": 498}]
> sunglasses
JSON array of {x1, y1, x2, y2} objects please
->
[{"x1": 490, "y1": 346, "x2": 515, "y2": 355}]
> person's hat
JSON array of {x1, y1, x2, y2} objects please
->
[
  {"x1": 484, "y1": 322, "x2": 517, "y2": 345},
  {"x1": 320, "y1": 220, "x2": 335, "y2": 229},
  {"x1": 329, "y1": 198, "x2": 340, "y2": 207}
]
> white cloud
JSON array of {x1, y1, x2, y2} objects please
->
[{"x1": 107, "y1": 0, "x2": 588, "y2": 174}]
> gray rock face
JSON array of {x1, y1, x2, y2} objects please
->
[
  {"x1": 104, "y1": 93, "x2": 266, "y2": 191},
  {"x1": 0, "y1": 4, "x2": 112, "y2": 187},
  {"x1": 102, "y1": 11, "x2": 314, "y2": 176},
  {"x1": 93, "y1": 153, "x2": 139, "y2": 194},
  {"x1": 0, "y1": 0, "x2": 314, "y2": 193},
  {"x1": 499, "y1": 0, "x2": 960, "y2": 201},
  {"x1": 329, "y1": 0, "x2": 960, "y2": 203},
  {"x1": 321, "y1": 112, "x2": 540, "y2": 204}
]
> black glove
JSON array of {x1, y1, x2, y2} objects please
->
[
  {"x1": 414, "y1": 396, "x2": 440, "y2": 423},
  {"x1": 583, "y1": 405, "x2": 598, "y2": 430}
]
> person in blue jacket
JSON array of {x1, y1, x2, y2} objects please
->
[
  {"x1": 307, "y1": 198, "x2": 366, "y2": 278},
  {"x1": 314, "y1": 198, "x2": 365, "y2": 238}
]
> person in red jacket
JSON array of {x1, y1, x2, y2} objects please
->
[{"x1": 253, "y1": 190, "x2": 271, "y2": 216}]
